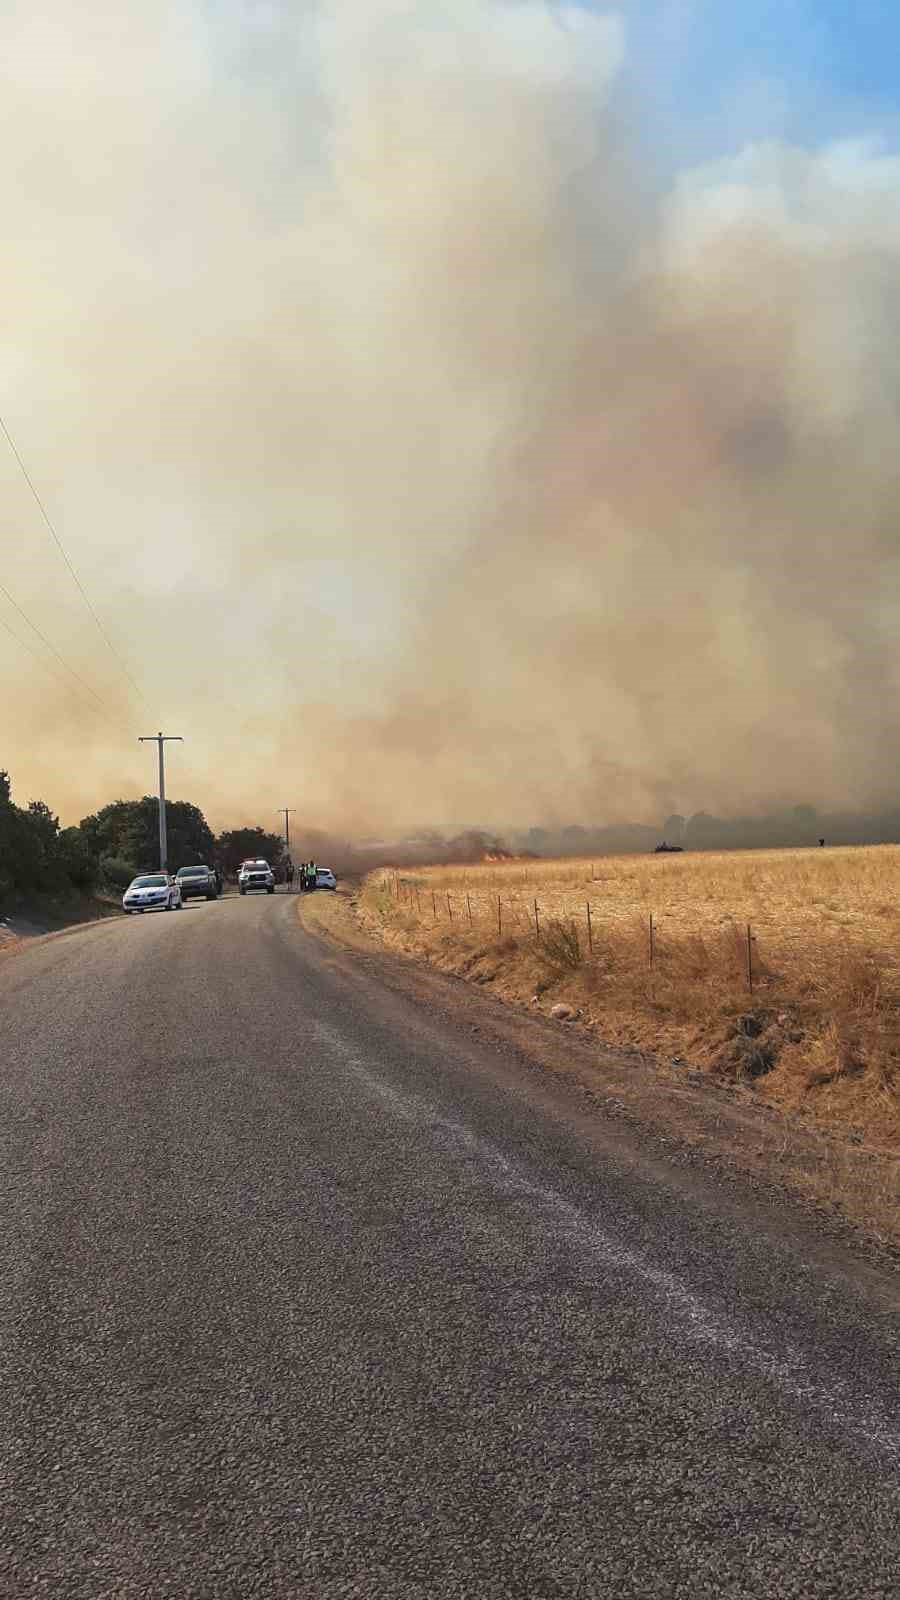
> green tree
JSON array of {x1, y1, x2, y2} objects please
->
[
  {"x1": 79, "y1": 797, "x2": 215, "y2": 875},
  {"x1": 215, "y1": 827, "x2": 284, "y2": 877},
  {"x1": 57, "y1": 827, "x2": 97, "y2": 891},
  {"x1": 0, "y1": 770, "x2": 96, "y2": 905},
  {"x1": 0, "y1": 769, "x2": 15, "y2": 902}
]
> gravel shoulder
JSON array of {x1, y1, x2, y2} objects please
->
[{"x1": 301, "y1": 886, "x2": 900, "y2": 1265}]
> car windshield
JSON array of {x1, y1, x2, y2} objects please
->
[
  {"x1": 177, "y1": 868, "x2": 207, "y2": 877},
  {"x1": 132, "y1": 875, "x2": 167, "y2": 888}
]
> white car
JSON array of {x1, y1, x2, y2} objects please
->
[
  {"x1": 123, "y1": 873, "x2": 182, "y2": 913},
  {"x1": 239, "y1": 859, "x2": 275, "y2": 895},
  {"x1": 315, "y1": 867, "x2": 337, "y2": 891}
]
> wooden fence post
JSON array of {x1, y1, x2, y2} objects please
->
[
  {"x1": 586, "y1": 902, "x2": 593, "y2": 953},
  {"x1": 649, "y1": 913, "x2": 654, "y2": 970},
  {"x1": 534, "y1": 899, "x2": 541, "y2": 940},
  {"x1": 432, "y1": 890, "x2": 437, "y2": 921},
  {"x1": 467, "y1": 894, "x2": 473, "y2": 925},
  {"x1": 747, "y1": 924, "x2": 753, "y2": 994},
  {"x1": 447, "y1": 893, "x2": 453, "y2": 922},
  {"x1": 415, "y1": 886, "x2": 421, "y2": 913},
  {"x1": 497, "y1": 895, "x2": 502, "y2": 936}
]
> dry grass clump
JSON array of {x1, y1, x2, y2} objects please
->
[
  {"x1": 360, "y1": 848, "x2": 900, "y2": 1169},
  {"x1": 539, "y1": 916, "x2": 584, "y2": 972}
]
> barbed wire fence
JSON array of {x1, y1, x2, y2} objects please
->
[{"x1": 380, "y1": 872, "x2": 758, "y2": 992}]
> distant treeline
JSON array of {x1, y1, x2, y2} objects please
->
[{"x1": 510, "y1": 806, "x2": 900, "y2": 857}]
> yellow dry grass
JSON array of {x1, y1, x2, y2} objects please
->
[
  {"x1": 358, "y1": 846, "x2": 900, "y2": 1241},
  {"x1": 384, "y1": 845, "x2": 900, "y2": 956}
]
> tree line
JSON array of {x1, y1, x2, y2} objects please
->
[{"x1": 0, "y1": 767, "x2": 286, "y2": 909}]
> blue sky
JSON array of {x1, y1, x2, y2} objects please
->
[{"x1": 593, "y1": 1, "x2": 900, "y2": 165}]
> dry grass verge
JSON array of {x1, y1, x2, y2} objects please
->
[{"x1": 353, "y1": 848, "x2": 900, "y2": 1246}]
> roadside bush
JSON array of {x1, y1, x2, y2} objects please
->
[
  {"x1": 57, "y1": 828, "x2": 97, "y2": 892},
  {"x1": 99, "y1": 855, "x2": 138, "y2": 890},
  {"x1": 539, "y1": 916, "x2": 583, "y2": 971}
]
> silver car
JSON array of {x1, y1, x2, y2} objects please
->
[
  {"x1": 238, "y1": 860, "x2": 275, "y2": 895},
  {"x1": 123, "y1": 873, "x2": 182, "y2": 914}
]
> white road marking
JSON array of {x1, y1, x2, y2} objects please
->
[{"x1": 310, "y1": 1016, "x2": 900, "y2": 1461}]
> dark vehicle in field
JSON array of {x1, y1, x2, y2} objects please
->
[{"x1": 175, "y1": 865, "x2": 219, "y2": 901}]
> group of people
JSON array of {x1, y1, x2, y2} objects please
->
[{"x1": 284, "y1": 859, "x2": 319, "y2": 892}]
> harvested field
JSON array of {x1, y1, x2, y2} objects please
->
[{"x1": 355, "y1": 846, "x2": 900, "y2": 1243}]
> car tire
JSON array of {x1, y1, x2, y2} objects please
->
[
  {"x1": 206, "y1": 891, "x2": 216, "y2": 901},
  {"x1": 240, "y1": 887, "x2": 246, "y2": 896},
  {"x1": 267, "y1": 885, "x2": 275, "y2": 894}
]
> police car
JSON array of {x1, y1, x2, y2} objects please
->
[{"x1": 238, "y1": 859, "x2": 275, "y2": 895}]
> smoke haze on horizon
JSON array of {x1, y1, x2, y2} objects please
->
[{"x1": 2, "y1": 1, "x2": 900, "y2": 837}]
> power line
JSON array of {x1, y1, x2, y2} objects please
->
[
  {"x1": 0, "y1": 411, "x2": 152, "y2": 711},
  {"x1": 0, "y1": 604, "x2": 132, "y2": 736},
  {"x1": 0, "y1": 578, "x2": 121, "y2": 719}
]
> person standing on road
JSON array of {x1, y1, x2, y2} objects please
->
[{"x1": 286, "y1": 859, "x2": 294, "y2": 891}]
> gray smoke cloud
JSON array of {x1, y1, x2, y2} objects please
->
[{"x1": 2, "y1": 2, "x2": 900, "y2": 836}]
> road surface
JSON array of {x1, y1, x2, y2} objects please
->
[{"x1": 1, "y1": 892, "x2": 898, "y2": 1598}]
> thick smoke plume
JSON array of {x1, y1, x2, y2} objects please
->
[{"x1": 2, "y1": 2, "x2": 900, "y2": 838}]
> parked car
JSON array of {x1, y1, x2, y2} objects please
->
[
  {"x1": 239, "y1": 859, "x2": 275, "y2": 895},
  {"x1": 123, "y1": 873, "x2": 182, "y2": 914},
  {"x1": 315, "y1": 867, "x2": 337, "y2": 891},
  {"x1": 175, "y1": 865, "x2": 218, "y2": 902}
]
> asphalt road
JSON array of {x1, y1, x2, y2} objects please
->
[{"x1": 1, "y1": 891, "x2": 898, "y2": 1599}]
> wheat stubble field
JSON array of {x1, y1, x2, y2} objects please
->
[{"x1": 357, "y1": 845, "x2": 900, "y2": 1242}]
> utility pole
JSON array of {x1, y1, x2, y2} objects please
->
[
  {"x1": 139, "y1": 732, "x2": 183, "y2": 873},
  {"x1": 278, "y1": 808, "x2": 297, "y2": 855}
]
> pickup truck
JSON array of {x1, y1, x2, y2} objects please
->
[{"x1": 238, "y1": 860, "x2": 275, "y2": 895}]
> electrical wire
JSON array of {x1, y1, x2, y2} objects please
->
[
  {"x1": 0, "y1": 604, "x2": 133, "y2": 737},
  {"x1": 0, "y1": 578, "x2": 122, "y2": 719},
  {"x1": 0, "y1": 411, "x2": 153, "y2": 711}
]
